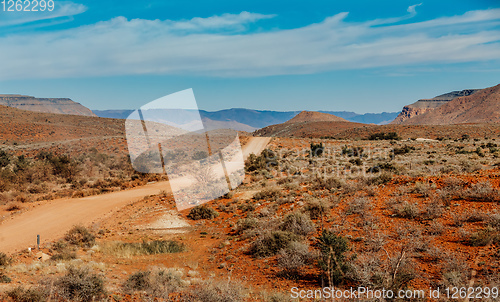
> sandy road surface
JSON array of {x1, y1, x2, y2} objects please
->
[
  {"x1": 243, "y1": 137, "x2": 271, "y2": 158},
  {"x1": 0, "y1": 137, "x2": 271, "y2": 254}
]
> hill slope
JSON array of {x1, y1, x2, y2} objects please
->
[
  {"x1": 0, "y1": 94, "x2": 96, "y2": 117},
  {"x1": 254, "y1": 110, "x2": 362, "y2": 137},
  {"x1": 391, "y1": 89, "x2": 480, "y2": 124},
  {"x1": 0, "y1": 104, "x2": 127, "y2": 156},
  {"x1": 398, "y1": 84, "x2": 500, "y2": 125},
  {"x1": 285, "y1": 111, "x2": 347, "y2": 123},
  {"x1": 253, "y1": 109, "x2": 500, "y2": 139}
]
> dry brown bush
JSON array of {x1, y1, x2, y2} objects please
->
[
  {"x1": 123, "y1": 268, "x2": 183, "y2": 299},
  {"x1": 391, "y1": 201, "x2": 421, "y2": 219},
  {"x1": 462, "y1": 181, "x2": 500, "y2": 202},
  {"x1": 427, "y1": 220, "x2": 446, "y2": 236},
  {"x1": 422, "y1": 199, "x2": 443, "y2": 220},
  {"x1": 345, "y1": 197, "x2": 371, "y2": 215},
  {"x1": 5, "y1": 202, "x2": 22, "y2": 212},
  {"x1": 304, "y1": 199, "x2": 329, "y2": 219},
  {"x1": 5, "y1": 286, "x2": 48, "y2": 302},
  {"x1": 52, "y1": 266, "x2": 106, "y2": 302},
  {"x1": 440, "y1": 256, "x2": 471, "y2": 288},
  {"x1": 277, "y1": 241, "x2": 312, "y2": 278},
  {"x1": 280, "y1": 212, "x2": 315, "y2": 236},
  {"x1": 185, "y1": 279, "x2": 246, "y2": 302},
  {"x1": 64, "y1": 225, "x2": 95, "y2": 248}
]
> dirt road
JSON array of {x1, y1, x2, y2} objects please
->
[
  {"x1": 0, "y1": 137, "x2": 271, "y2": 254},
  {"x1": 242, "y1": 137, "x2": 271, "y2": 158}
]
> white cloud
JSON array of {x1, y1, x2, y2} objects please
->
[
  {"x1": 407, "y1": 3, "x2": 422, "y2": 15},
  {"x1": 0, "y1": 8, "x2": 499, "y2": 80},
  {"x1": 0, "y1": 2, "x2": 87, "y2": 27},
  {"x1": 165, "y1": 11, "x2": 276, "y2": 31}
]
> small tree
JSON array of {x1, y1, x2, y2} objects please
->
[
  {"x1": 310, "y1": 142, "x2": 324, "y2": 157},
  {"x1": 318, "y1": 230, "x2": 350, "y2": 286}
]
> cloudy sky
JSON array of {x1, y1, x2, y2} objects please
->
[{"x1": 0, "y1": 0, "x2": 499, "y2": 113}]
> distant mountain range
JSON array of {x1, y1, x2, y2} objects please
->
[
  {"x1": 93, "y1": 108, "x2": 399, "y2": 131},
  {"x1": 5, "y1": 82, "x2": 498, "y2": 132}
]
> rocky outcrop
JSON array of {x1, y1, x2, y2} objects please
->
[
  {"x1": 398, "y1": 84, "x2": 500, "y2": 125},
  {"x1": 0, "y1": 95, "x2": 96, "y2": 117},
  {"x1": 391, "y1": 89, "x2": 479, "y2": 124},
  {"x1": 394, "y1": 106, "x2": 434, "y2": 124}
]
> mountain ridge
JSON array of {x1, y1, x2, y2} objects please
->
[
  {"x1": 93, "y1": 108, "x2": 399, "y2": 130},
  {"x1": 391, "y1": 89, "x2": 480, "y2": 124},
  {"x1": 397, "y1": 84, "x2": 500, "y2": 125},
  {"x1": 0, "y1": 94, "x2": 96, "y2": 117}
]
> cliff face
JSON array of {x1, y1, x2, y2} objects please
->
[
  {"x1": 394, "y1": 106, "x2": 434, "y2": 124},
  {"x1": 0, "y1": 95, "x2": 96, "y2": 117},
  {"x1": 399, "y1": 84, "x2": 500, "y2": 125},
  {"x1": 391, "y1": 89, "x2": 480, "y2": 124}
]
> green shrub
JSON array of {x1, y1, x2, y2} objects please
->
[
  {"x1": 49, "y1": 154, "x2": 79, "y2": 181},
  {"x1": 245, "y1": 149, "x2": 276, "y2": 172},
  {"x1": 368, "y1": 132, "x2": 400, "y2": 140},
  {"x1": 310, "y1": 142, "x2": 324, "y2": 157},
  {"x1": 368, "y1": 162, "x2": 396, "y2": 173},
  {"x1": 187, "y1": 205, "x2": 219, "y2": 220},
  {"x1": 392, "y1": 145, "x2": 415, "y2": 155},
  {"x1": 341, "y1": 145, "x2": 364, "y2": 157}
]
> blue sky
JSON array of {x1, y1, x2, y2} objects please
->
[{"x1": 0, "y1": 0, "x2": 499, "y2": 113}]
